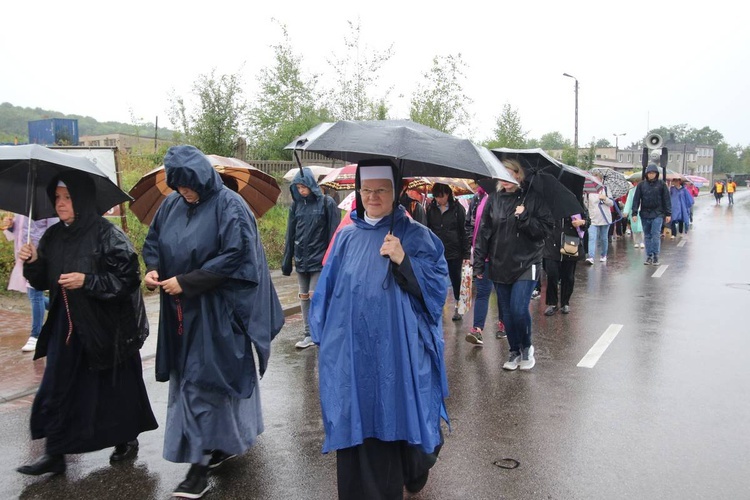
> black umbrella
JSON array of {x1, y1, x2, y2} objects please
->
[
  {"x1": 0, "y1": 144, "x2": 132, "y2": 220},
  {"x1": 285, "y1": 120, "x2": 515, "y2": 183},
  {"x1": 491, "y1": 147, "x2": 590, "y2": 201},
  {"x1": 490, "y1": 148, "x2": 584, "y2": 218}
]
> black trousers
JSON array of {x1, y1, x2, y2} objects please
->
[
  {"x1": 543, "y1": 258, "x2": 578, "y2": 307},
  {"x1": 336, "y1": 438, "x2": 440, "y2": 500},
  {"x1": 446, "y1": 258, "x2": 462, "y2": 302}
]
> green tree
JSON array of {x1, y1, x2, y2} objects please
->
[
  {"x1": 248, "y1": 22, "x2": 329, "y2": 160},
  {"x1": 168, "y1": 69, "x2": 248, "y2": 157},
  {"x1": 561, "y1": 145, "x2": 578, "y2": 166},
  {"x1": 484, "y1": 103, "x2": 527, "y2": 149},
  {"x1": 325, "y1": 19, "x2": 394, "y2": 120},
  {"x1": 596, "y1": 138, "x2": 612, "y2": 148},
  {"x1": 538, "y1": 131, "x2": 570, "y2": 150},
  {"x1": 409, "y1": 54, "x2": 472, "y2": 134}
]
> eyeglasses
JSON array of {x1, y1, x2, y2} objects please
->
[{"x1": 358, "y1": 188, "x2": 392, "y2": 197}]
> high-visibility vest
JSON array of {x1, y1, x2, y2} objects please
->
[
  {"x1": 715, "y1": 182, "x2": 724, "y2": 193},
  {"x1": 727, "y1": 182, "x2": 736, "y2": 193}
]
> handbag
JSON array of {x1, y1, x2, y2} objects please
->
[{"x1": 560, "y1": 233, "x2": 580, "y2": 257}]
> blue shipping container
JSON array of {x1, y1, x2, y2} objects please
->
[{"x1": 28, "y1": 119, "x2": 79, "y2": 146}]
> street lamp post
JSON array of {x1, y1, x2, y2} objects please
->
[
  {"x1": 563, "y1": 73, "x2": 578, "y2": 157},
  {"x1": 613, "y1": 132, "x2": 626, "y2": 159}
]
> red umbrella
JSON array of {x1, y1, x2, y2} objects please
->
[{"x1": 318, "y1": 164, "x2": 357, "y2": 190}]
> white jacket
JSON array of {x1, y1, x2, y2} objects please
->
[{"x1": 585, "y1": 191, "x2": 614, "y2": 226}]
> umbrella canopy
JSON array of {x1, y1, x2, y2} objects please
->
[
  {"x1": 491, "y1": 148, "x2": 599, "y2": 200},
  {"x1": 318, "y1": 164, "x2": 357, "y2": 190},
  {"x1": 627, "y1": 168, "x2": 685, "y2": 183},
  {"x1": 405, "y1": 177, "x2": 475, "y2": 196},
  {"x1": 283, "y1": 165, "x2": 334, "y2": 183},
  {"x1": 0, "y1": 144, "x2": 131, "y2": 220},
  {"x1": 684, "y1": 174, "x2": 709, "y2": 187},
  {"x1": 128, "y1": 154, "x2": 280, "y2": 226},
  {"x1": 286, "y1": 120, "x2": 515, "y2": 183},
  {"x1": 590, "y1": 167, "x2": 631, "y2": 198}
]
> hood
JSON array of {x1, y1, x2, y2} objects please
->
[
  {"x1": 164, "y1": 145, "x2": 223, "y2": 201},
  {"x1": 645, "y1": 163, "x2": 660, "y2": 180},
  {"x1": 289, "y1": 167, "x2": 323, "y2": 202},
  {"x1": 354, "y1": 158, "x2": 400, "y2": 220}
]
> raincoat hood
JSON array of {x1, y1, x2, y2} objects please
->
[
  {"x1": 289, "y1": 167, "x2": 324, "y2": 202},
  {"x1": 164, "y1": 145, "x2": 223, "y2": 201},
  {"x1": 645, "y1": 163, "x2": 660, "y2": 180}
]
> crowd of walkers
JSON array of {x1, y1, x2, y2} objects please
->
[{"x1": 8, "y1": 147, "x2": 721, "y2": 499}]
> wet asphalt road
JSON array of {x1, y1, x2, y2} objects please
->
[{"x1": 1, "y1": 191, "x2": 749, "y2": 499}]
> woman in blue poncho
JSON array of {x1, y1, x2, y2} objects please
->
[
  {"x1": 142, "y1": 145, "x2": 284, "y2": 499},
  {"x1": 310, "y1": 160, "x2": 450, "y2": 500}
]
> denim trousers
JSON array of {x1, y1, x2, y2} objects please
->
[
  {"x1": 587, "y1": 224, "x2": 610, "y2": 259},
  {"x1": 297, "y1": 271, "x2": 320, "y2": 336},
  {"x1": 641, "y1": 217, "x2": 664, "y2": 257},
  {"x1": 472, "y1": 262, "x2": 501, "y2": 330},
  {"x1": 27, "y1": 287, "x2": 49, "y2": 339},
  {"x1": 494, "y1": 279, "x2": 537, "y2": 353}
]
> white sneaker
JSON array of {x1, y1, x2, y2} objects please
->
[
  {"x1": 634, "y1": 243, "x2": 640, "y2": 248},
  {"x1": 519, "y1": 346, "x2": 536, "y2": 370},
  {"x1": 585, "y1": 258, "x2": 594, "y2": 265},
  {"x1": 599, "y1": 256, "x2": 607, "y2": 263},
  {"x1": 640, "y1": 243, "x2": 645, "y2": 249},
  {"x1": 21, "y1": 337, "x2": 38, "y2": 353},
  {"x1": 503, "y1": 351, "x2": 521, "y2": 370},
  {"x1": 295, "y1": 336, "x2": 315, "y2": 349}
]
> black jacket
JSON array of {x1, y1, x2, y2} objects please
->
[
  {"x1": 24, "y1": 217, "x2": 148, "y2": 370},
  {"x1": 282, "y1": 169, "x2": 341, "y2": 275},
  {"x1": 544, "y1": 203, "x2": 591, "y2": 262},
  {"x1": 632, "y1": 165, "x2": 672, "y2": 219},
  {"x1": 426, "y1": 198, "x2": 471, "y2": 261},
  {"x1": 473, "y1": 186, "x2": 554, "y2": 284}
]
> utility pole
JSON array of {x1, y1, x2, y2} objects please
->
[{"x1": 563, "y1": 73, "x2": 579, "y2": 159}]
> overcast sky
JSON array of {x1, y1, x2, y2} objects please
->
[{"x1": 3, "y1": 0, "x2": 748, "y2": 148}]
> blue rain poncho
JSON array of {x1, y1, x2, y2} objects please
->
[
  {"x1": 310, "y1": 205, "x2": 449, "y2": 454},
  {"x1": 143, "y1": 146, "x2": 284, "y2": 399}
]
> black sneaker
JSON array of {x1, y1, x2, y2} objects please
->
[
  {"x1": 110, "y1": 440, "x2": 139, "y2": 462},
  {"x1": 465, "y1": 328, "x2": 484, "y2": 346},
  {"x1": 652, "y1": 255, "x2": 660, "y2": 266},
  {"x1": 645, "y1": 255, "x2": 653, "y2": 265},
  {"x1": 208, "y1": 450, "x2": 237, "y2": 469},
  {"x1": 173, "y1": 464, "x2": 209, "y2": 499}
]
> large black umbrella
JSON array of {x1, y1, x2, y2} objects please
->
[
  {"x1": 0, "y1": 144, "x2": 131, "y2": 220},
  {"x1": 491, "y1": 147, "x2": 592, "y2": 201},
  {"x1": 285, "y1": 120, "x2": 515, "y2": 183},
  {"x1": 490, "y1": 148, "x2": 584, "y2": 218}
]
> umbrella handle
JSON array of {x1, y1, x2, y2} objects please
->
[{"x1": 26, "y1": 162, "x2": 36, "y2": 245}]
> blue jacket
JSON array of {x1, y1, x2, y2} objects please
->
[
  {"x1": 310, "y1": 205, "x2": 449, "y2": 454},
  {"x1": 282, "y1": 168, "x2": 340, "y2": 275},
  {"x1": 143, "y1": 145, "x2": 284, "y2": 398},
  {"x1": 670, "y1": 185, "x2": 693, "y2": 223}
]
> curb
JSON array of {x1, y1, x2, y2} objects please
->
[{"x1": 0, "y1": 304, "x2": 302, "y2": 404}]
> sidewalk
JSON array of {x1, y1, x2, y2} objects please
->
[{"x1": 0, "y1": 270, "x2": 301, "y2": 403}]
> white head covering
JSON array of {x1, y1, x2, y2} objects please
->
[
  {"x1": 358, "y1": 165, "x2": 394, "y2": 189},
  {"x1": 57, "y1": 180, "x2": 67, "y2": 188}
]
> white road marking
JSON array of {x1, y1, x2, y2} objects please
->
[
  {"x1": 577, "y1": 324, "x2": 623, "y2": 368},
  {"x1": 652, "y1": 265, "x2": 668, "y2": 278},
  {"x1": 677, "y1": 240, "x2": 687, "y2": 247}
]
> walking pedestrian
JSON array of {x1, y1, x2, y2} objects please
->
[
  {"x1": 631, "y1": 164, "x2": 672, "y2": 265},
  {"x1": 726, "y1": 178, "x2": 737, "y2": 205},
  {"x1": 282, "y1": 167, "x2": 340, "y2": 349},
  {"x1": 583, "y1": 172, "x2": 614, "y2": 264},
  {"x1": 473, "y1": 159, "x2": 553, "y2": 371},
  {"x1": 3, "y1": 213, "x2": 57, "y2": 352},
  {"x1": 16, "y1": 171, "x2": 158, "y2": 477},
  {"x1": 710, "y1": 180, "x2": 724, "y2": 205},
  {"x1": 426, "y1": 182, "x2": 471, "y2": 321},
  {"x1": 143, "y1": 145, "x2": 284, "y2": 499},
  {"x1": 669, "y1": 178, "x2": 693, "y2": 238},
  {"x1": 310, "y1": 160, "x2": 449, "y2": 499},
  {"x1": 465, "y1": 185, "x2": 505, "y2": 346},
  {"x1": 543, "y1": 207, "x2": 589, "y2": 316},
  {"x1": 623, "y1": 181, "x2": 645, "y2": 249}
]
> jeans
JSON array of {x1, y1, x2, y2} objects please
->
[
  {"x1": 587, "y1": 225, "x2": 610, "y2": 259},
  {"x1": 495, "y1": 279, "x2": 537, "y2": 353},
  {"x1": 641, "y1": 217, "x2": 664, "y2": 258},
  {"x1": 472, "y1": 262, "x2": 501, "y2": 330},
  {"x1": 27, "y1": 287, "x2": 49, "y2": 339},
  {"x1": 297, "y1": 271, "x2": 320, "y2": 336}
]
